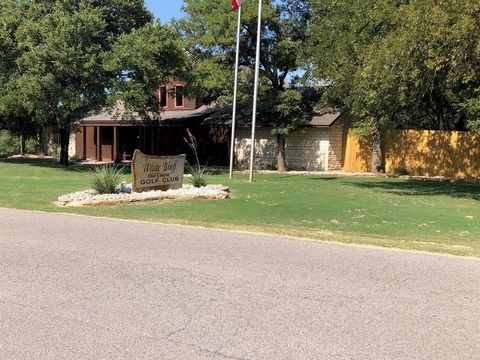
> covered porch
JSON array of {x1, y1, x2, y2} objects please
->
[
  {"x1": 75, "y1": 125, "x2": 184, "y2": 162},
  {"x1": 75, "y1": 102, "x2": 216, "y2": 163}
]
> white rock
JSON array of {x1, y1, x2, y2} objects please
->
[{"x1": 57, "y1": 184, "x2": 230, "y2": 207}]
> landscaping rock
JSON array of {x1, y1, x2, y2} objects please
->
[{"x1": 57, "y1": 184, "x2": 229, "y2": 207}]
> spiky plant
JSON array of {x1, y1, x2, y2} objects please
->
[
  {"x1": 186, "y1": 163, "x2": 209, "y2": 188},
  {"x1": 184, "y1": 128, "x2": 209, "y2": 187},
  {"x1": 89, "y1": 165, "x2": 126, "y2": 194}
]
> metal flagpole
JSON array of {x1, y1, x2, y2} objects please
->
[
  {"x1": 249, "y1": 0, "x2": 262, "y2": 182},
  {"x1": 229, "y1": 5, "x2": 242, "y2": 179}
]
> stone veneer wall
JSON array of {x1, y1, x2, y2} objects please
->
[
  {"x1": 327, "y1": 120, "x2": 344, "y2": 171},
  {"x1": 69, "y1": 132, "x2": 76, "y2": 158},
  {"x1": 235, "y1": 128, "x2": 330, "y2": 171}
]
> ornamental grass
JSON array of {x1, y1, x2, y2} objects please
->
[{"x1": 89, "y1": 164, "x2": 126, "y2": 194}]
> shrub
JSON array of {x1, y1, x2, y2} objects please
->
[
  {"x1": 89, "y1": 165, "x2": 126, "y2": 194},
  {"x1": 0, "y1": 131, "x2": 40, "y2": 157},
  {"x1": 393, "y1": 165, "x2": 411, "y2": 176},
  {"x1": 69, "y1": 154, "x2": 81, "y2": 162},
  {"x1": 186, "y1": 163, "x2": 209, "y2": 188},
  {"x1": 0, "y1": 130, "x2": 19, "y2": 157},
  {"x1": 25, "y1": 138, "x2": 39, "y2": 154}
]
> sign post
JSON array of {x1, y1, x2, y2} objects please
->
[
  {"x1": 229, "y1": 3, "x2": 243, "y2": 179},
  {"x1": 249, "y1": 0, "x2": 263, "y2": 182}
]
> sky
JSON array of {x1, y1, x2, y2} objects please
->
[
  {"x1": 144, "y1": 0, "x2": 303, "y2": 82},
  {"x1": 145, "y1": 0, "x2": 185, "y2": 23}
]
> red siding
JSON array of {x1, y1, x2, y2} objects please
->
[
  {"x1": 85, "y1": 127, "x2": 96, "y2": 160},
  {"x1": 160, "y1": 82, "x2": 197, "y2": 111},
  {"x1": 100, "y1": 127, "x2": 113, "y2": 161}
]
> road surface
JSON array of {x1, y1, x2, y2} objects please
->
[{"x1": 1, "y1": 208, "x2": 479, "y2": 359}]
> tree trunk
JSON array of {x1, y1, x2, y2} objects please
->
[
  {"x1": 37, "y1": 127, "x2": 46, "y2": 155},
  {"x1": 20, "y1": 120, "x2": 26, "y2": 155},
  {"x1": 371, "y1": 129, "x2": 383, "y2": 173},
  {"x1": 433, "y1": 80, "x2": 446, "y2": 130},
  {"x1": 59, "y1": 128, "x2": 70, "y2": 166},
  {"x1": 276, "y1": 135, "x2": 287, "y2": 172},
  {"x1": 436, "y1": 109, "x2": 445, "y2": 130},
  {"x1": 19, "y1": 133, "x2": 25, "y2": 155}
]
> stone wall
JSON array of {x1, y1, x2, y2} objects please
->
[
  {"x1": 235, "y1": 128, "x2": 277, "y2": 169},
  {"x1": 69, "y1": 132, "x2": 76, "y2": 158},
  {"x1": 235, "y1": 128, "x2": 330, "y2": 171},
  {"x1": 328, "y1": 120, "x2": 344, "y2": 171}
]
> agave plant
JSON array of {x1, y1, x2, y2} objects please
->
[
  {"x1": 89, "y1": 165, "x2": 126, "y2": 194},
  {"x1": 186, "y1": 163, "x2": 210, "y2": 188},
  {"x1": 184, "y1": 128, "x2": 209, "y2": 187}
]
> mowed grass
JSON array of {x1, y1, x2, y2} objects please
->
[{"x1": 1, "y1": 158, "x2": 479, "y2": 257}]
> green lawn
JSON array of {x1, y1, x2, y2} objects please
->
[{"x1": 1, "y1": 158, "x2": 479, "y2": 257}]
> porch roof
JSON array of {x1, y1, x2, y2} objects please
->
[
  {"x1": 79, "y1": 102, "x2": 215, "y2": 126},
  {"x1": 201, "y1": 104, "x2": 342, "y2": 128}
]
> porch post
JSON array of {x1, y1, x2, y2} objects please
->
[
  {"x1": 96, "y1": 126, "x2": 101, "y2": 161},
  {"x1": 138, "y1": 127, "x2": 142, "y2": 152},
  {"x1": 112, "y1": 126, "x2": 118, "y2": 162},
  {"x1": 82, "y1": 126, "x2": 87, "y2": 160},
  {"x1": 150, "y1": 127, "x2": 154, "y2": 155}
]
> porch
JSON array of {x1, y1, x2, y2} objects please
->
[{"x1": 75, "y1": 125, "x2": 184, "y2": 162}]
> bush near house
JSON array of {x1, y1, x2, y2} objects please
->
[
  {"x1": 0, "y1": 131, "x2": 18, "y2": 157},
  {"x1": 0, "y1": 130, "x2": 38, "y2": 157}
]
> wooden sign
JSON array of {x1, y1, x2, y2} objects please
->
[{"x1": 131, "y1": 150, "x2": 186, "y2": 192}]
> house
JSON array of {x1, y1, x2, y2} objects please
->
[
  {"x1": 75, "y1": 82, "x2": 215, "y2": 162},
  {"x1": 235, "y1": 112, "x2": 344, "y2": 171},
  {"x1": 203, "y1": 105, "x2": 344, "y2": 172},
  {"x1": 74, "y1": 82, "x2": 346, "y2": 171}
]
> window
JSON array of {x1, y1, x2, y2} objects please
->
[
  {"x1": 159, "y1": 86, "x2": 167, "y2": 107},
  {"x1": 175, "y1": 86, "x2": 184, "y2": 107}
]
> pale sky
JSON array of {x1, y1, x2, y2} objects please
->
[{"x1": 145, "y1": 0, "x2": 185, "y2": 22}]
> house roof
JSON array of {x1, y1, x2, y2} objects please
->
[
  {"x1": 80, "y1": 101, "x2": 342, "y2": 129},
  {"x1": 79, "y1": 102, "x2": 215, "y2": 126},
  {"x1": 201, "y1": 103, "x2": 264, "y2": 127},
  {"x1": 310, "y1": 111, "x2": 342, "y2": 128},
  {"x1": 202, "y1": 104, "x2": 342, "y2": 128}
]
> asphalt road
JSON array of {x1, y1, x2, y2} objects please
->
[{"x1": 1, "y1": 208, "x2": 479, "y2": 360}]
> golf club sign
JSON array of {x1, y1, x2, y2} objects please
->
[{"x1": 131, "y1": 150, "x2": 186, "y2": 192}]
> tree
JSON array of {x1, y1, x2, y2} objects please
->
[
  {"x1": 306, "y1": 0, "x2": 480, "y2": 171},
  {"x1": 0, "y1": 1, "x2": 192, "y2": 164},
  {"x1": 104, "y1": 21, "x2": 191, "y2": 122},
  {"x1": 0, "y1": 0, "x2": 36, "y2": 154},
  {"x1": 178, "y1": 0, "x2": 311, "y2": 171},
  {"x1": 305, "y1": 0, "x2": 403, "y2": 172},
  {"x1": 354, "y1": 0, "x2": 480, "y2": 132},
  {"x1": 267, "y1": 89, "x2": 309, "y2": 171},
  {"x1": 6, "y1": 0, "x2": 154, "y2": 165}
]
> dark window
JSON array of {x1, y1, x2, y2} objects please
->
[
  {"x1": 175, "y1": 86, "x2": 184, "y2": 107},
  {"x1": 159, "y1": 86, "x2": 167, "y2": 107}
]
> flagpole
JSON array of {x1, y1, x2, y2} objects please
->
[
  {"x1": 249, "y1": 0, "x2": 262, "y2": 182},
  {"x1": 229, "y1": 4, "x2": 242, "y2": 179}
]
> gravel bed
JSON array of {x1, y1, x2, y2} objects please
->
[{"x1": 57, "y1": 184, "x2": 229, "y2": 207}]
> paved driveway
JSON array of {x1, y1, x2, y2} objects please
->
[{"x1": 1, "y1": 208, "x2": 479, "y2": 359}]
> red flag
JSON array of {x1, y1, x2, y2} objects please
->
[{"x1": 231, "y1": 0, "x2": 243, "y2": 11}]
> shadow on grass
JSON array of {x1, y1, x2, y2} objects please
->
[
  {"x1": 0, "y1": 158, "x2": 132, "y2": 174},
  {"x1": 269, "y1": 175, "x2": 340, "y2": 181},
  {"x1": 0, "y1": 157, "x2": 77, "y2": 171},
  {"x1": 349, "y1": 179, "x2": 480, "y2": 200},
  {"x1": 307, "y1": 177, "x2": 339, "y2": 181}
]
